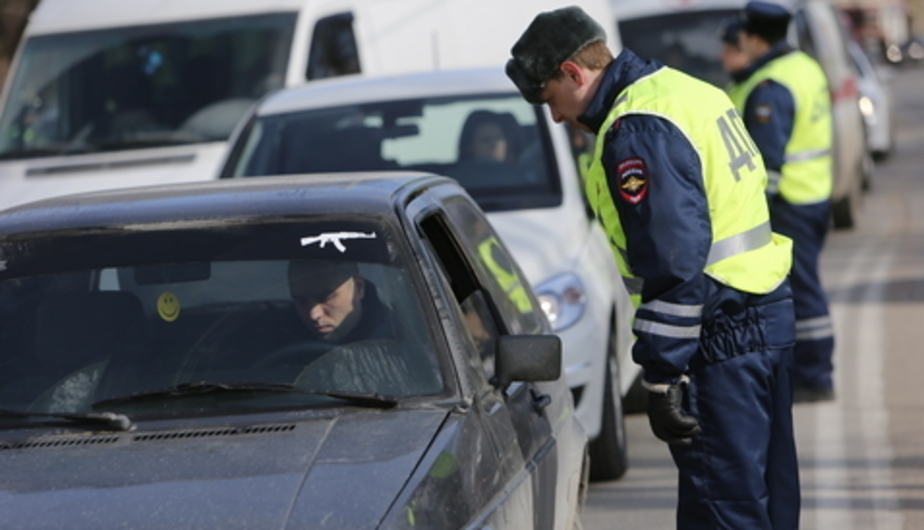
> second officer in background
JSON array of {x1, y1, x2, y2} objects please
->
[{"x1": 732, "y1": 0, "x2": 837, "y2": 402}]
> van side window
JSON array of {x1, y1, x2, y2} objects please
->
[{"x1": 306, "y1": 13, "x2": 361, "y2": 80}]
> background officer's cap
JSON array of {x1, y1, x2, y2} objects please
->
[
  {"x1": 506, "y1": 6, "x2": 607, "y2": 104},
  {"x1": 740, "y1": 1, "x2": 792, "y2": 39},
  {"x1": 718, "y1": 16, "x2": 744, "y2": 46}
]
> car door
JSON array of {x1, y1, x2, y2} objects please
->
[{"x1": 410, "y1": 188, "x2": 559, "y2": 529}]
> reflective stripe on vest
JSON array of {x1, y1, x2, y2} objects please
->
[
  {"x1": 785, "y1": 148, "x2": 831, "y2": 163},
  {"x1": 730, "y1": 51, "x2": 833, "y2": 204},
  {"x1": 706, "y1": 220, "x2": 771, "y2": 266},
  {"x1": 585, "y1": 67, "x2": 793, "y2": 304}
]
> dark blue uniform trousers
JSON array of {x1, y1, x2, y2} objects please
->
[
  {"x1": 671, "y1": 280, "x2": 800, "y2": 529},
  {"x1": 769, "y1": 196, "x2": 835, "y2": 390}
]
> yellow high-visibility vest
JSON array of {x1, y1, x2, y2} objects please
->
[
  {"x1": 730, "y1": 51, "x2": 833, "y2": 204},
  {"x1": 585, "y1": 67, "x2": 792, "y2": 307}
]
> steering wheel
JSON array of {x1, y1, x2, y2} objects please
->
[{"x1": 253, "y1": 340, "x2": 333, "y2": 369}]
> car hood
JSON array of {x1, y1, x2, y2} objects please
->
[
  {"x1": 486, "y1": 207, "x2": 588, "y2": 286},
  {"x1": 0, "y1": 408, "x2": 448, "y2": 529}
]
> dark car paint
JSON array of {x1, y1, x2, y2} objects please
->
[
  {"x1": 0, "y1": 173, "x2": 576, "y2": 529},
  {"x1": 399, "y1": 186, "x2": 561, "y2": 529},
  {"x1": 1, "y1": 408, "x2": 448, "y2": 529}
]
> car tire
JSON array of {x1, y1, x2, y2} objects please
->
[
  {"x1": 588, "y1": 344, "x2": 628, "y2": 481},
  {"x1": 622, "y1": 372, "x2": 648, "y2": 415},
  {"x1": 861, "y1": 149, "x2": 875, "y2": 192},
  {"x1": 831, "y1": 191, "x2": 855, "y2": 229},
  {"x1": 572, "y1": 446, "x2": 591, "y2": 530}
]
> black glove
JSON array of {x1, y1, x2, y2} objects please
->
[{"x1": 646, "y1": 378, "x2": 701, "y2": 446}]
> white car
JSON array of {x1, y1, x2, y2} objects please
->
[
  {"x1": 847, "y1": 38, "x2": 895, "y2": 164},
  {"x1": 610, "y1": 0, "x2": 868, "y2": 229},
  {"x1": 219, "y1": 67, "x2": 639, "y2": 480}
]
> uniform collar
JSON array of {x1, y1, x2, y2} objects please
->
[
  {"x1": 578, "y1": 48, "x2": 663, "y2": 133},
  {"x1": 736, "y1": 41, "x2": 794, "y2": 83}
]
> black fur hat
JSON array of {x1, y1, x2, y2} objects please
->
[
  {"x1": 718, "y1": 16, "x2": 744, "y2": 46},
  {"x1": 740, "y1": 1, "x2": 791, "y2": 44},
  {"x1": 506, "y1": 6, "x2": 607, "y2": 104}
]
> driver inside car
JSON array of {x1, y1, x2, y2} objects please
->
[{"x1": 287, "y1": 260, "x2": 395, "y2": 345}]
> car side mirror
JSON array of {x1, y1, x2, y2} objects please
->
[{"x1": 494, "y1": 334, "x2": 561, "y2": 388}]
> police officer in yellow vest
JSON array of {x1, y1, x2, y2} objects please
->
[
  {"x1": 733, "y1": 1, "x2": 836, "y2": 403},
  {"x1": 507, "y1": 6, "x2": 799, "y2": 529}
]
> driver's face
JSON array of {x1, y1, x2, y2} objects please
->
[
  {"x1": 289, "y1": 275, "x2": 364, "y2": 342},
  {"x1": 472, "y1": 122, "x2": 508, "y2": 161}
]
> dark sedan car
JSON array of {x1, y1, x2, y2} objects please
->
[{"x1": 0, "y1": 173, "x2": 588, "y2": 529}]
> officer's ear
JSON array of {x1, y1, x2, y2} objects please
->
[{"x1": 559, "y1": 61, "x2": 585, "y2": 86}]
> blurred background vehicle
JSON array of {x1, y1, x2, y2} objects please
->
[
  {"x1": 847, "y1": 38, "x2": 895, "y2": 166},
  {"x1": 610, "y1": 0, "x2": 867, "y2": 229},
  {"x1": 218, "y1": 67, "x2": 640, "y2": 481},
  {"x1": 885, "y1": 34, "x2": 924, "y2": 64},
  {"x1": 0, "y1": 0, "x2": 618, "y2": 212}
]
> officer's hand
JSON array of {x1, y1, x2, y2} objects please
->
[{"x1": 646, "y1": 378, "x2": 701, "y2": 446}]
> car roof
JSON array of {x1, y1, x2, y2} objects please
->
[
  {"x1": 25, "y1": 0, "x2": 307, "y2": 35},
  {"x1": 610, "y1": 0, "x2": 801, "y2": 21},
  {"x1": 0, "y1": 172, "x2": 449, "y2": 236},
  {"x1": 256, "y1": 68, "x2": 518, "y2": 117}
]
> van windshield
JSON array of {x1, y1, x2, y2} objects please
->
[
  {"x1": 225, "y1": 94, "x2": 562, "y2": 212},
  {"x1": 0, "y1": 13, "x2": 296, "y2": 160},
  {"x1": 618, "y1": 9, "x2": 738, "y2": 89}
]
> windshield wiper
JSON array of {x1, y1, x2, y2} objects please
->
[
  {"x1": 0, "y1": 408, "x2": 134, "y2": 431},
  {"x1": 92, "y1": 381, "x2": 398, "y2": 409}
]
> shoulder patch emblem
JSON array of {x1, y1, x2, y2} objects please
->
[
  {"x1": 615, "y1": 158, "x2": 649, "y2": 204},
  {"x1": 755, "y1": 104, "x2": 772, "y2": 123}
]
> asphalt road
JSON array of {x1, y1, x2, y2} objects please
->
[{"x1": 581, "y1": 65, "x2": 924, "y2": 529}]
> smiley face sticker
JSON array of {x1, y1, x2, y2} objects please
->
[{"x1": 157, "y1": 291, "x2": 181, "y2": 322}]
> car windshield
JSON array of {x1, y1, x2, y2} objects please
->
[
  {"x1": 619, "y1": 9, "x2": 738, "y2": 89},
  {"x1": 0, "y1": 13, "x2": 296, "y2": 159},
  {"x1": 225, "y1": 94, "x2": 561, "y2": 212},
  {"x1": 0, "y1": 219, "x2": 446, "y2": 421}
]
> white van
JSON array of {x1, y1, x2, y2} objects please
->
[
  {"x1": 610, "y1": 0, "x2": 867, "y2": 229},
  {"x1": 0, "y1": 0, "x2": 618, "y2": 211}
]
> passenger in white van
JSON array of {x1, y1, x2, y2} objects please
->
[
  {"x1": 458, "y1": 110, "x2": 521, "y2": 164},
  {"x1": 732, "y1": 1, "x2": 837, "y2": 404},
  {"x1": 507, "y1": 6, "x2": 799, "y2": 529}
]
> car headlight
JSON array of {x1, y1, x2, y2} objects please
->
[
  {"x1": 535, "y1": 272, "x2": 587, "y2": 332},
  {"x1": 858, "y1": 96, "x2": 875, "y2": 118},
  {"x1": 886, "y1": 44, "x2": 902, "y2": 63}
]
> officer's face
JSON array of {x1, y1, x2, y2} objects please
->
[
  {"x1": 720, "y1": 42, "x2": 749, "y2": 74},
  {"x1": 738, "y1": 31, "x2": 765, "y2": 62},
  {"x1": 540, "y1": 63, "x2": 593, "y2": 132}
]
